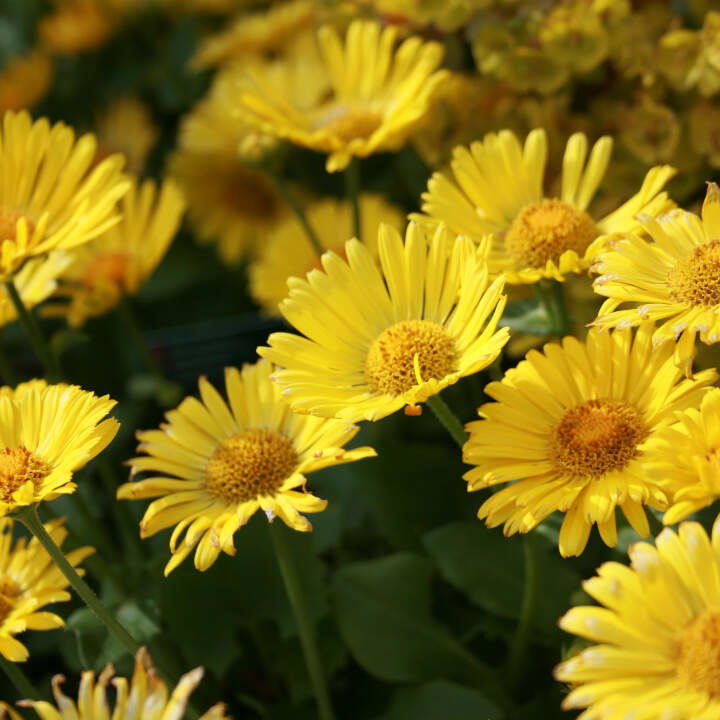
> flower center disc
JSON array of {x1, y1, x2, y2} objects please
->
[
  {"x1": 0, "y1": 576, "x2": 20, "y2": 623},
  {"x1": 549, "y1": 399, "x2": 647, "y2": 478},
  {"x1": 0, "y1": 446, "x2": 50, "y2": 504},
  {"x1": 676, "y1": 610, "x2": 720, "y2": 697},
  {"x1": 318, "y1": 107, "x2": 382, "y2": 143},
  {"x1": 0, "y1": 210, "x2": 34, "y2": 243},
  {"x1": 504, "y1": 198, "x2": 597, "y2": 269},
  {"x1": 82, "y1": 251, "x2": 129, "y2": 289},
  {"x1": 203, "y1": 429, "x2": 298, "y2": 503},
  {"x1": 667, "y1": 240, "x2": 720, "y2": 306},
  {"x1": 365, "y1": 320, "x2": 457, "y2": 396}
]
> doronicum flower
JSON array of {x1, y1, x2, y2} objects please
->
[
  {"x1": 593, "y1": 183, "x2": 720, "y2": 377},
  {"x1": 555, "y1": 516, "x2": 720, "y2": 719},
  {"x1": 0, "y1": 380, "x2": 119, "y2": 516},
  {"x1": 0, "y1": 516, "x2": 92, "y2": 662},
  {"x1": 248, "y1": 194, "x2": 404, "y2": 315},
  {"x1": 258, "y1": 223, "x2": 509, "y2": 422},
  {"x1": 51, "y1": 178, "x2": 184, "y2": 327},
  {"x1": 118, "y1": 359, "x2": 375, "y2": 575},
  {"x1": 239, "y1": 19, "x2": 447, "y2": 172},
  {"x1": 463, "y1": 325, "x2": 716, "y2": 557},
  {"x1": 413, "y1": 128, "x2": 676, "y2": 284},
  {"x1": 1, "y1": 646, "x2": 228, "y2": 719},
  {"x1": 0, "y1": 111, "x2": 129, "y2": 281}
]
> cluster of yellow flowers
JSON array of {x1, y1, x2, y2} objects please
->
[{"x1": 2, "y1": 2, "x2": 720, "y2": 720}]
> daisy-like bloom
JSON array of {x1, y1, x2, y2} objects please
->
[
  {"x1": 239, "y1": 19, "x2": 447, "y2": 172},
  {"x1": 0, "y1": 516, "x2": 92, "y2": 662},
  {"x1": 258, "y1": 223, "x2": 509, "y2": 422},
  {"x1": 1, "y1": 647, "x2": 228, "y2": 719},
  {"x1": 0, "y1": 51, "x2": 52, "y2": 112},
  {"x1": 643, "y1": 388, "x2": 720, "y2": 525},
  {"x1": 593, "y1": 183, "x2": 720, "y2": 377},
  {"x1": 52, "y1": 178, "x2": 184, "y2": 327},
  {"x1": 249, "y1": 194, "x2": 404, "y2": 315},
  {"x1": 118, "y1": 359, "x2": 375, "y2": 575},
  {"x1": 555, "y1": 516, "x2": 720, "y2": 719},
  {"x1": 413, "y1": 128, "x2": 676, "y2": 284},
  {"x1": 463, "y1": 325, "x2": 716, "y2": 557},
  {"x1": 0, "y1": 381, "x2": 119, "y2": 516},
  {"x1": 0, "y1": 111, "x2": 129, "y2": 281}
]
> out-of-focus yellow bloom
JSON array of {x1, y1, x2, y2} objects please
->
[
  {"x1": 38, "y1": 0, "x2": 116, "y2": 55},
  {"x1": 0, "y1": 516, "x2": 92, "y2": 662},
  {"x1": 249, "y1": 194, "x2": 404, "y2": 315},
  {"x1": 688, "y1": 11, "x2": 720, "y2": 97},
  {"x1": 619, "y1": 98, "x2": 680, "y2": 165},
  {"x1": 190, "y1": 0, "x2": 317, "y2": 70},
  {"x1": 119, "y1": 360, "x2": 375, "y2": 574},
  {"x1": 0, "y1": 51, "x2": 53, "y2": 112},
  {"x1": 656, "y1": 28, "x2": 702, "y2": 90},
  {"x1": 0, "y1": 111, "x2": 129, "y2": 281},
  {"x1": 415, "y1": 128, "x2": 675, "y2": 284},
  {"x1": 555, "y1": 517, "x2": 720, "y2": 719},
  {"x1": 0, "y1": 381, "x2": 119, "y2": 516},
  {"x1": 52, "y1": 178, "x2": 184, "y2": 327},
  {"x1": 593, "y1": 183, "x2": 720, "y2": 377},
  {"x1": 464, "y1": 325, "x2": 716, "y2": 557},
  {"x1": 94, "y1": 98, "x2": 158, "y2": 176},
  {"x1": 2, "y1": 647, "x2": 228, "y2": 718},
  {"x1": 689, "y1": 102, "x2": 720, "y2": 168},
  {"x1": 240, "y1": 19, "x2": 447, "y2": 172},
  {"x1": 371, "y1": 0, "x2": 490, "y2": 32},
  {"x1": 259, "y1": 225, "x2": 509, "y2": 422}
]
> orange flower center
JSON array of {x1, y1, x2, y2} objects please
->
[
  {"x1": 0, "y1": 576, "x2": 20, "y2": 624},
  {"x1": 365, "y1": 320, "x2": 457, "y2": 396},
  {"x1": 549, "y1": 399, "x2": 647, "y2": 478},
  {"x1": 0, "y1": 446, "x2": 50, "y2": 504},
  {"x1": 318, "y1": 107, "x2": 382, "y2": 143},
  {"x1": 505, "y1": 198, "x2": 597, "y2": 269},
  {"x1": 82, "y1": 252, "x2": 129, "y2": 289},
  {"x1": 676, "y1": 610, "x2": 720, "y2": 697},
  {"x1": 0, "y1": 210, "x2": 35, "y2": 242},
  {"x1": 203, "y1": 429, "x2": 298, "y2": 503},
  {"x1": 667, "y1": 240, "x2": 720, "y2": 306}
]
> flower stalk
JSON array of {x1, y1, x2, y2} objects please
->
[
  {"x1": 345, "y1": 158, "x2": 362, "y2": 241},
  {"x1": 426, "y1": 393, "x2": 468, "y2": 448}
]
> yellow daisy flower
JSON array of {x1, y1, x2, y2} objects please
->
[
  {"x1": 53, "y1": 178, "x2": 184, "y2": 327},
  {"x1": 593, "y1": 183, "x2": 720, "y2": 377},
  {"x1": 1, "y1": 647, "x2": 228, "y2": 719},
  {"x1": 463, "y1": 325, "x2": 716, "y2": 557},
  {"x1": 413, "y1": 128, "x2": 676, "y2": 284},
  {"x1": 0, "y1": 381, "x2": 119, "y2": 516},
  {"x1": 555, "y1": 517, "x2": 720, "y2": 720},
  {"x1": 258, "y1": 223, "x2": 509, "y2": 422},
  {"x1": 249, "y1": 194, "x2": 404, "y2": 315},
  {"x1": 0, "y1": 516, "x2": 92, "y2": 662},
  {"x1": 0, "y1": 111, "x2": 129, "y2": 281},
  {"x1": 239, "y1": 19, "x2": 448, "y2": 172},
  {"x1": 0, "y1": 51, "x2": 52, "y2": 113},
  {"x1": 118, "y1": 359, "x2": 375, "y2": 575},
  {"x1": 643, "y1": 387, "x2": 720, "y2": 525}
]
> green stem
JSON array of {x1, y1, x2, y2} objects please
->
[
  {"x1": 16, "y1": 505, "x2": 139, "y2": 657},
  {"x1": 5, "y1": 279, "x2": 62, "y2": 382},
  {"x1": 116, "y1": 296, "x2": 164, "y2": 380},
  {"x1": 548, "y1": 280, "x2": 572, "y2": 337},
  {"x1": 0, "y1": 655, "x2": 40, "y2": 700},
  {"x1": 426, "y1": 394, "x2": 467, "y2": 448},
  {"x1": 507, "y1": 537, "x2": 540, "y2": 690},
  {"x1": 268, "y1": 521, "x2": 335, "y2": 720},
  {"x1": 345, "y1": 158, "x2": 362, "y2": 241},
  {"x1": 268, "y1": 172, "x2": 324, "y2": 256},
  {"x1": 0, "y1": 341, "x2": 17, "y2": 386}
]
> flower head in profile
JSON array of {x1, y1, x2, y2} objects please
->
[
  {"x1": 593, "y1": 183, "x2": 720, "y2": 377},
  {"x1": 414, "y1": 128, "x2": 675, "y2": 284},
  {"x1": 53, "y1": 178, "x2": 184, "y2": 327},
  {"x1": 259, "y1": 223, "x2": 509, "y2": 422},
  {"x1": 249, "y1": 194, "x2": 404, "y2": 315},
  {"x1": 0, "y1": 516, "x2": 92, "y2": 662},
  {"x1": 1, "y1": 646, "x2": 227, "y2": 719},
  {"x1": 0, "y1": 380, "x2": 119, "y2": 516},
  {"x1": 556, "y1": 516, "x2": 720, "y2": 719},
  {"x1": 463, "y1": 326, "x2": 716, "y2": 557},
  {"x1": 119, "y1": 360, "x2": 375, "y2": 575},
  {"x1": 239, "y1": 19, "x2": 447, "y2": 171},
  {"x1": 0, "y1": 111, "x2": 129, "y2": 280}
]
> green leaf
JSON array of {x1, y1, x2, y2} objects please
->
[
  {"x1": 379, "y1": 680, "x2": 503, "y2": 720},
  {"x1": 423, "y1": 522, "x2": 579, "y2": 639},
  {"x1": 500, "y1": 297, "x2": 553, "y2": 336},
  {"x1": 96, "y1": 600, "x2": 161, "y2": 666},
  {"x1": 332, "y1": 553, "x2": 494, "y2": 686}
]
